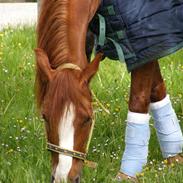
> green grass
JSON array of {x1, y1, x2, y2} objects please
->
[{"x1": 0, "y1": 27, "x2": 183, "y2": 183}]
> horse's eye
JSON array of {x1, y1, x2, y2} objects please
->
[
  {"x1": 42, "y1": 114, "x2": 48, "y2": 122},
  {"x1": 84, "y1": 117, "x2": 92, "y2": 124}
]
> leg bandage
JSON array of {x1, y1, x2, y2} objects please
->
[
  {"x1": 150, "y1": 95, "x2": 183, "y2": 158},
  {"x1": 120, "y1": 112, "x2": 151, "y2": 177}
]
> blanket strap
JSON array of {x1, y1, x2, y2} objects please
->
[
  {"x1": 107, "y1": 38, "x2": 125, "y2": 61},
  {"x1": 98, "y1": 14, "x2": 125, "y2": 62},
  {"x1": 98, "y1": 14, "x2": 106, "y2": 46}
]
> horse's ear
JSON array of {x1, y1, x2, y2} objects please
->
[
  {"x1": 81, "y1": 53, "x2": 103, "y2": 84},
  {"x1": 35, "y1": 48, "x2": 54, "y2": 82}
]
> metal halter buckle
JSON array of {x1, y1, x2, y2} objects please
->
[
  {"x1": 47, "y1": 142, "x2": 97, "y2": 169},
  {"x1": 47, "y1": 142, "x2": 87, "y2": 160}
]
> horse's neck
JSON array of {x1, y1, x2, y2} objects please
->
[
  {"x1": 67, "y1": 18, "x2": 88, "y2": 69},
  {"x1": 38, "y1": 0, "x2": 100, "y2": 69},
  {"x1": 67, "y1": 0, "x2": 101, "y2": 69}
]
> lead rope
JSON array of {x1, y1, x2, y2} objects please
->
[
  {"x1": 86, "y1": 118, "x2": 95, "y2": 153},
  {"x1": 84, "y1": 117, "x2": 98, "y2": 169}
]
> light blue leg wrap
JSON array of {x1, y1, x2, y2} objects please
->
[
  {"x1": 150, "y1": 95, "x2": 183, "y2": 158},
  {"x1": 120, "y1": 112, "x2": 150, "y2": 177}
]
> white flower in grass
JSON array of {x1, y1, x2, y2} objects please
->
[
  {"x1": 26, "y1": 130, "x2": 30, "y2": 134},
  {"x1": 7, "y1": 162, "x2": 11, "y2": 166},
  {"x1": 3, "y1": 68, "x2": 8, "y2": 73},
  {"x1": 17, "y1": 148, "x2": 21, "y2": 152},
  {"x1": 158, "y1": 167, "x2": 162, "y2": 171},
  {"x1": 21, "y1": 127, "x2": 26, "y2": 132},
  {"x1": 106, "y1": 139, "x2": 109, "y2": 142},
  {"x1": 92, "y1": 149, "x2": 97, "y2": 152}
]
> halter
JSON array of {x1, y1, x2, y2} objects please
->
[
  {"x1": 47, "y1": 63, "x2": 97, "y2": 169},
  {"x1": 56, "y1": 63, "x2": 82, "y2": 71}
]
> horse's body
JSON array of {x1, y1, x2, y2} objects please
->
[{"x1": 35, "y1": 0, "x2": 183, "y2": 182}]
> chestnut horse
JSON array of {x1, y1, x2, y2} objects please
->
[{"x1": 35, "y1": 0, "x2": 183, "y2": 182}]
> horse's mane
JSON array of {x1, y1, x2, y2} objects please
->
[
  {"x1": 37, "y1": 0, "x2": 69, "y2": 67},
  {"x1": 35, "y1": 0, "x2": 70, "y2": 109}
]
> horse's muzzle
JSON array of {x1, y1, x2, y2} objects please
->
[
  {"x1": 50, "y1": 174, "x2": 80, "y2": 183},
  {"x1": 72, "y1": 175, "x2": 80, "y2": 183},
  {"x1": 50, "y1": 175, "x2": 55, "y2": 183}
]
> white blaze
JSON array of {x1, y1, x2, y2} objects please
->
[{"x1": 54, "y1": 104, "x2": 75, "y2": 182}]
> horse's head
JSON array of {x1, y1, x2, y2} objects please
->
[{"x1": 35, "y1": 49, "x2": 103, "y2": 183}]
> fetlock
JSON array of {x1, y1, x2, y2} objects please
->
[
  {"x1": 115, "y1": 172, "x2": 139, "y2": 183},
  {"x1": 167, "y1": 154, "x2": 183, "y2": 165}
]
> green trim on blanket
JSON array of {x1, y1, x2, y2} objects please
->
[{"x1": 127, "y1": 41, "x2": 183, "y2": 72}]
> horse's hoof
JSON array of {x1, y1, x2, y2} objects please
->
[
  {"x1": 167, "y1": 154, "x2": 183, "y2": 165},
  {"x1": 114, "y1": 172, "x2": 138, "y2": 183}
]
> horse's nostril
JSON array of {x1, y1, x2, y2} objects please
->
[
  {"x1": 50, "y1": 175, "x2": 55, "y2": 183},
  {"x1": 73, "y1": 176, "x2": 80, "y2": 183}
]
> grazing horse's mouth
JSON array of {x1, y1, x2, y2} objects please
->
[
  {"x1": 50, "y1": 175, "x2": 80, "y2": 183},
  {"x1": 50, "y1": 175, "x2": 55, "y2": 183},
  {"x1": 73, "y1": 176, "x2": 80, "y2": 183}
]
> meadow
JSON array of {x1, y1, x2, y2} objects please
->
[{"x1": 0, "y1": 27, "x2": 183, "y2": 183}]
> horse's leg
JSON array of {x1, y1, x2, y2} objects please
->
[
  {"x1": 117, "y1": 62, "x2": 156, "y2": 180},
  {"x1": 150, "y1": 61, "x2": 166, "y2": 102},
  {"x1": 150, "y1": 61, "x2": 183, "y2": 163}
]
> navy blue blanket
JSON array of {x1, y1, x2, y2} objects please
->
[{"x1": 90, "y1": 0, "x2": 183, "y2": 71}]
